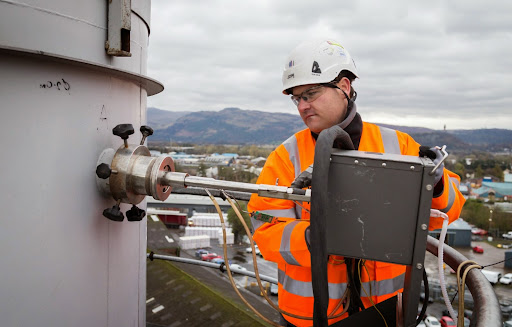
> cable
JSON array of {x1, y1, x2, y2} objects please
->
[
  {"x1": 292, "y1": 200, "x2": 310, "y2": 213},
  {"x1": 357, "y1": 260, "x2": 388, "y2": 327},
  {"x1": 221, "y1": 191, "x2": 350, "y2": 321},
  {"x1": 456, "y1": 260, "x2": 481, "y2": 327},
  {"x1": 204, "y1": 188, "x2": 282, "y2": 327},
  {"x1": 416, "y1": 269, "x2": 429, "y2": 326},
  {"x1": 436, "y1": 210, "x2": 457, "y2": 321},
  {"x1": 449, "y1": 256, "x2": 512, "y2": 305}
]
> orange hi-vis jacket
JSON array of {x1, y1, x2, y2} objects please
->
[{"x1": 247, "y1": 122, "x2": 465, "y2": 327}]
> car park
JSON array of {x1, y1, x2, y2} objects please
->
[
  {"x1": 500, "y1": 273, "x2": 512, "y2": 285},
  {"x1": 424, "y1": 316, "x2": 440, "y2": 326},
  {"x1": 472, "y1": 246, "x2": 484, "y2": 253},
  {"x1": 440, "y1": 316, "x2": 456, "y2": 327}
]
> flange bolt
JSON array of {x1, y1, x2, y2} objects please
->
[
  {"x1": 96, "y1": 163, "x2": 111, "y2": 179},
  {"x1": 140, "y1": 125, "x2": 154, "y2": 145},
  {"x1": 126, "y1": 205, "x2": 146, "y2": 221},
  {"x1": 113, "y1": 124, "x2": 134, "y2": 147},
  {"x1": 103, "y1": 200, "x2": 124, "y2": 222}
]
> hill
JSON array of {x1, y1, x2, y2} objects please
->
[
  {"x1": 148, "y1": 107, "x2": 512, "y2": 152},
  {"x1": 150, "y1": 107, "x2": 305, "y2": 145}
]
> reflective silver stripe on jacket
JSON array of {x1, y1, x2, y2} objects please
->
[
  {"x1": 283, "y1": 134, "x2": 301, "y2": 179},
  {"x1": 360, "y1": 272, "x2": 405, "y2": 297},
  {"x1": 251, "y1": 208, "x2": 297, "y2": 233},
  {"x1": 440, "y1": 179, "x2": 456, "y2": 213},
  {"x1": 278, "y1": 269, "x2": 347, "y2": 299},
  {"x1": 450, "y1": 176, "x2": 460, "y2": 189},
  {"x1": 379, "y1": 126, "x2": 401, "y2": 154},
  {"x1": 282, "y1": 134, "x2": 303, "y2": 219},
  {"x1": 280, "y1": 221, "x2": 303, "y2": 266}
]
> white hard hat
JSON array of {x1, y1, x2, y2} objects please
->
[{"x1": 282, "y1": 38, "x2": 358, "y2": 94}]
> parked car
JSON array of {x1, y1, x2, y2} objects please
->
[
  {"x1": 481, "y1": 270, "x2": 502, "y2": 284},
  {"x1": 195, "y1": 249, "x2": 209, "y2": 258},
  {"x1": 463, "y1": 317, "x2": 470, "y2": 327},
  {"x1": 424, "y1": 316, "x2": 441, "y2": 326},
  {"x1": 500, "y1": 301, "x2": 512, "y2": 316},
  {"x1": 270, "y1": 283, "x2": 278, "y2": 295},
  {"x1": 472, "y1": 246, "x2": 484, "y2": 253},
  {"x1": 245, "y1": 244, "x2": 260, "y2": 255},
  {"x1": 420, "y1": 292, "x2": 433, "y2": 303},
  {"x1": 504, "y1": 320, "x2": 512, "y2": 327},
  {"x1": 201, "y1": 253, "x2": 221, "y2": 261},
  {"x1": 228, "y1": 263, "x2": 248, "y2": 273},
  {"x1": 472, "y1": 228, "x2": 488, "y2": 235},
  {"x1": 211, "y1": 257, "x2": 231, "y2": 265},
  {"x1": 503, "y1": 231, "x2": 512, "y2": 240},
  {"x1": 500, "y1": 273, "x2": 512, "y2": 285},
  {"x1": 417, "y1": 321, "x2": 426, "y2": 327},
  {"x1": 440, "y1": 316, "x2": 456, "y2": 327}
]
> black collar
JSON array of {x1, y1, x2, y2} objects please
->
[{"x1": 310, "y1": 105, "x2": 363, "y2": 150}]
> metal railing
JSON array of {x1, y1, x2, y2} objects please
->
[{"x1": 426, "y1": 236, "x2": 502, "y2": 327}]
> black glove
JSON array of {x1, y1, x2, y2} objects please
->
[
  {"x1": 291, "y1": 164, "x2": 313, "y2": 189},
  {"x1": 419, "y1": 145, "x2": 444, "y2": 186}
]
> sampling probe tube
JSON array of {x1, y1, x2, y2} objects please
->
[
  {"x1": 147, "y1": 252, "x2": 278, "y2": 284},
  {"x1": 160, "y1": 172, "x2": 310, "y2": 202}
]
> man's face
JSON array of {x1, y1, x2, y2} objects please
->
[{"x1": 292, "y1": 79, "x2": 349, "y2": 133}]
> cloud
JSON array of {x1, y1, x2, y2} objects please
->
[{"x1": 147, "y1": 0, "x2": 512, "y2": 129}]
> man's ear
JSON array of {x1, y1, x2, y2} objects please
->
[{"x1": 337, "y1": 77, "x2": 351, "y2": 94}]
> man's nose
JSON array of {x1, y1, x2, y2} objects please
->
[{"x1": 297, "y1": 98, "x2": 310, "y2": 112}]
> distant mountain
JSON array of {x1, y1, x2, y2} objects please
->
[
  {"x1": 150, "y1": 107, "x2": 305, "y2": 145},
  {"x1": 147, "y1": 107, "x2": 191, "y2": 130},
  {"x1": 147, "y1": 107, "x2": 512, "y2": 151}
]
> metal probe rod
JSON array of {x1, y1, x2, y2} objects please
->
[
  {"x1": 161, "y1": 172, "x2": 311, "y2": 202},
  {"x1": 147, "y1": 253, "x2": 278, "y2": 284}
]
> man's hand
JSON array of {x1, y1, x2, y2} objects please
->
[
  {"x1": 419, "y1": 145, "x2": 444, "y2": 186},
  {"x1": 291, "y1": 164, "x2": 313, "y2": 189}
]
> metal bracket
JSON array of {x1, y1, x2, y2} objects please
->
[{"x1": 106, "y1": 0, "x2": 132, "y2": 57}]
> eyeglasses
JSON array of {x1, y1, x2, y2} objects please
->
[{"x1": 290, "y1": 84, "x2": 340, "y2": 106}]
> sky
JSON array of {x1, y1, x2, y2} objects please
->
[{"x1": 147, "y1": 0, "x2": 512, "y2": 130}]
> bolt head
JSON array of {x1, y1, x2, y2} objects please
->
[
  {"x1": 382, "y1": 163, "x2": 387, "y2": 167},
  {"x1": 421, "y1": 224, "x2": 428, "y2": 230},
  {"x1": 410, "y1": 166, "x2": 415, "y2": 170},
  {"x1": 426, "y1": 184, "x2": 433, "y2": 191},
  {"x1": 416, "y1": 263, "x2": 423, "y2": 270}
]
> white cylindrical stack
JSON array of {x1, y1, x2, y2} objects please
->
[
  {"x1": 0, "y1": 1, "x2": 162, "y2": 326},
  {"x1": 185, "y1": 227, "x2": 232, "y2": 238},
  {"x1": 218, "y1": 230, "x2": 235, "y2": 245},
  {"x1": 179, "y1": 235, "x2": 210, "y2": 250}
]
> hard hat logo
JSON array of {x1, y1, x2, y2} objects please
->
[{"x1": 312, "y1": 61, "x2": 322, "y2": 74}]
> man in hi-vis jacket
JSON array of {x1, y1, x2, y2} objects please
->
[{"x1": 247, "y1": 38, "x2": 465, "y2": 327}]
